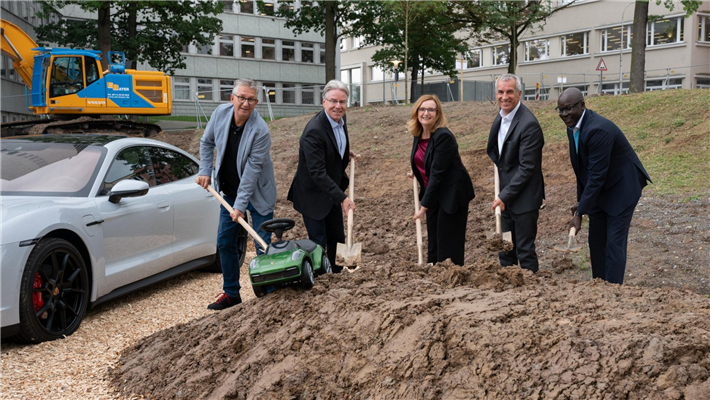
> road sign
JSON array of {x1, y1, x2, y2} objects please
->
[{"x1": 596, "y1": 58, "x2": 608, "y2": 71}]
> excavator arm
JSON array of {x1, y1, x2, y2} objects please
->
[{"x1": 0, "y1": 19, "x2": 38, "y2": 90}]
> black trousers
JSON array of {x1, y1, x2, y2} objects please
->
[
  {"x1": 302, "y1": 202, "x2": 345, "y2": 273},
  {"x1": 425, "y1": 202, "x2": 469, "y2": 266},
  {"x1": 588, "y1": 200, "x2": 637, "y2": 284},
  {"x1": 499, "y1": 208, "x2": 539, "y2": 272}
]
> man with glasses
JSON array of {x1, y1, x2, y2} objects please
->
[
  {"x1": 288, "y1": 79, "x2": 357, "y2": 273},
  {"x1": 197, "y1": 78, "x2": 276, "y2": 310},
  {"x1": 487, "y1": 73, "x2": 545, "y2": 273},
  {"x1": 557, "y1": 88, "x2": 650, "y2": 284}
]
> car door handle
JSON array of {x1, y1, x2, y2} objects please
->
[{"x1": 157, "y1": 201, "x2": 170, "y2": 209}]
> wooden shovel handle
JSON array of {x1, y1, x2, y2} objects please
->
[
  {"x1": 346, "y1": 160, "x2": 356, "y2": 248},
  {"x1": 200, "y1": 182, "x2": 269, "y2": 251},
  {"x1": 412, "y1": 176, "x2": 424, "y2": 265}
]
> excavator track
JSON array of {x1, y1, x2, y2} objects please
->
[{"x1": 1, "y1": 117, "x2": 161, "y2": 137}]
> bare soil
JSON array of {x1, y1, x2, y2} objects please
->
[{"x1": 106, "y1": 101, "x2": 710, "y2": 399}]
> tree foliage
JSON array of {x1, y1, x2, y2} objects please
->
[
  {"x1": 629, "y1": 0, "x2": 701, "y2": 93},
  {"x1": 350, "y1": 1, "x2": 466, "y2": 103},
  {"x1": 36, "y1": 0, "x2": 223, "y2": 75},
  {"x1": 448, "y1": 1, "x2": 576, "y2": 74}
]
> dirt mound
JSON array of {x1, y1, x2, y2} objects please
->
[{"x1": 110, "y1": 260, "x2": 710, "y2": 399}]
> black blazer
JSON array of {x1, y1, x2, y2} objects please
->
[
  {"x1": 411, "y1": 127, "x2": 475, "y2": 214},
  {"x1": 570, "y1": 109, "x2": 651, "y2": 217},
  {"x1": 288, "y1": 110, "x2": 350, "y2": 220},
  {"x1": 487, "y1": 103, "x2": 545, "y2": 214}
]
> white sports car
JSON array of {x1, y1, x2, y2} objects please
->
[{"x1": 0, "y1": 134, "x2": 239, "y2": 343}]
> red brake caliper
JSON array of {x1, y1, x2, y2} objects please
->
[{"x1": 33, "y1": 273, "x2": 44, "y2": 313}]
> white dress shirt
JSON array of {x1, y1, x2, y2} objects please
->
[{"x1": 498, "y1": 101, "x2": 522, "y2": 155}]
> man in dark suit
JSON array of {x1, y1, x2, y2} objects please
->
[
  {"x1": 288, "y1": 80, "x2": 356, "y2": 273},
  {"x1": 557, "y1": 88, "x2": 651, "y2": 284},
  {"x1": 487, "y1": 74, "x2": 545, "y2": 272}
]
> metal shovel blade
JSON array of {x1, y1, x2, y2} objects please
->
[
  {"x1": 554, "y1": 227, "x2": 583, "y2": 253},
  {"x1": 336, "y1": 242, "x2": 362, "y2": 267}
]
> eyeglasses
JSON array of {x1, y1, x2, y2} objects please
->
[
  {"x1": 555, "y1": 100, "x2": 582, "y2": 114},
  {"x1": 418, "y1": 107, "x2": 437, "y2": 114},
  {"x1": 325, "y1": 98, "x2": 347, "y2": 106},
  {"x1": 233, "y1": 95, "x2": 258, "y2": 105}
]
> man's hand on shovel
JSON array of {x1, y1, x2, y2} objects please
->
[
  {"x1": 568, "y1": 203, "x2": 582, "y2": 234},
  {"x1": 492, "y1": 196, "x2": 506, "y2": 211}
]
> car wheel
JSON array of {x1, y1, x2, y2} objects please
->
[
  {"x1": 252, "y1": 284, "x2": 267, "y2": 298},
  {"x1": 15, "y1": 238, "x2": 89, "y2": 344},
  {"x1": 301, "y1": 259, "x2": 315, "y2": 290},
  {"x1": 320, "y1": 254, "x2": 332, "y2": 275},
  {"x1": 202, "y1": 224, "x2": 248, "y2": 273}
]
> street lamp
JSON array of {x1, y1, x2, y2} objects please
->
[
  {"x1": 619, "y1": 2, "x2": 634, "y2": 95},
  {"x1": 391, "y1": 59, "x2": 402, "y2": 105}
]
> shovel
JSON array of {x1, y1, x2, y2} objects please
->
[
  {"x1": 198, "y1": 181, "x2": 269, "y2": 252},
  {"x1": 554, "y1": 227, "x2": 583, "y2": 253},
  {"x1": 486, "y1": 166, "x2": 513, "y2": 251},
  {"x1": 336, "y1": 160, "x2": 362, "y2": 269},
  {"x1": 412, "y1": 175, "x2": 424, "y2": 265}
]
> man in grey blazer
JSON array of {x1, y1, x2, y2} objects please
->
[
  {"x1": 197, "y1": 78, "x2": 277, "y2": 310},
  {"x1": 486, "y1": 74, "x2": 545, "y2": 272}
]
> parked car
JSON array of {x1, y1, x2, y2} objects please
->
[{"x1": 1, "y1": 134, "x2": 226, "y2": 344}]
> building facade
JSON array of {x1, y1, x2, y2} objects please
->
[
  {"x1": 340, "y1": 0, "x2": 710, "y2": 105},
  {"x1": 1, "y1": 0, "x2": 330, "y2": 122}
]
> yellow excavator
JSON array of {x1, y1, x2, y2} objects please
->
[{"x1": 1, "y1": 18, "x2": 172, "y2": 136}]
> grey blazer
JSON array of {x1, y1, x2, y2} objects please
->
[{"x1": 198, "y1": 104, "x2": 277, "y2": 215}]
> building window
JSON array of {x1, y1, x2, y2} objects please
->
[
  {"x1": 645, "y1": 77, "x2": 683, "y2": 91},
  {"x1": 319, "y1": 47, "x2": 325, "y2": 64},
  {"x1": 696, "y1": 76, "x2": 710, "y2": 88},
  {"x1": 282, "y1": 84, "x2": 296, "y2": 104},
  {"x1": 562, "y1": 32, "x2": 588, "y2": 56},
  {"x1": 260, "y1": 1, "x2": 275, "y2": 15},
  {"x1": 197, "y1": 78, "x2": 213, "y2": 101},
  {"x1": 648, "y1": 17, "x2": 684, "y2": 46},
  {"x1": 370, "y1": 66, "x2": 384, "y2": 81},
  {"x1": 279, "y1": 1, "x2": 295, "y2": 13},
  {"x1": 220, "y1": 79, "x2": 234, "y2": 101},
  {"x1": 221, "y1": 0, "x2": 234, "y2": 13},
  {"x1": 302, "y1": 85, "x2": 315, "y2": 105},
  {"x1": 262, "y1": 82, "x2": 276, "y2": 103},
  {"x1": 241, "y1": 36, "x2": 255, "y2": 58},
  {"x1": 340, "y1": 38, "x2": 348, "y2": 51},
  {"x1": 524, "y1": 39, "x2": 549, "y2": 61},
  {"x1": 262, "y1": 39, "x2": 275, "y2": 60},
  {"x1": 282, "y1": 41, "x2": 295, "y2": 61},
  {"x1": 196, "y1": 39, "x2": 212, "y2": 55},
  {"x1": 173, "y1": 77, "x2": 191, "y2": 100},
  {"x1": 523, "y1": 87, "x2": 550, "y2": 101},
  {"x1": 239, "y1": 0, "x2": 254, "y2": 14},
  {"x1": 699, "y1": 16, "x2": 710, "y2": 42},
  {"x1": 352, "y1": 36, "x2": 364, "y2": 49},
  {"x1": 301, "y1": 43, "x2": 314, "y2": 63},
  {"x1": 601, "y1": 82, "x2": 629, "y2": 95},
  {"x1": 341, "y1": 68, "x2": 361, "y2": 106},
  {"x1": 493, "y1": 45, "x2": 510, "y2": 66},
  {"x1": 220, "y1": 34, "x2": 234, "y2": 56},
  {"x1": 601, "y1": 25, "x2": 632, "y2": 52},
  {"x1": 467, "y1": 50, "x2": 481, "y2": 68}
]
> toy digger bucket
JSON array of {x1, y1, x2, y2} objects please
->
[{"x1": 336, "y1": 160, "x2": 361, "y2": 270}]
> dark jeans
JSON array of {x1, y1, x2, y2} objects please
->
[
  {"x1": 218, "y1": 194, "x2": 273, "y2": 297},
  {"x1": 499, "y1": 208, "x2": 539, "y2": 272},
  {"x1": 302, "y1": 202, "x2": 345, "y2": 273}
]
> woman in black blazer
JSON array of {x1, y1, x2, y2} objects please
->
[{"x1": 409, "y1": 94, "x2": 475, "y2": 266}]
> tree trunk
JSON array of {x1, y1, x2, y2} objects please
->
[
  {"x1": 126, "y1": 2, "x2": 138, "y2": 70},
  {"x1": 629, "y1": 0, "x2": 648, "y2": 93},
  {"x1": 97, "y1": 1, "x2": 111, "y2": 71},
  {"x1": 409, "y1": 61, "x2": 419, "y2": 103},
  {"x1": 508, "y1": 31, "x2": 518, "y2": 74},
  {"x1": 324, "y1": 2, "x2": 336, "y2": 83}
]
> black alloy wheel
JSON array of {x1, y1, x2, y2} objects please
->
[
  {"x1": 15, "y1": 238, "x2": 89, "y2": 343},
  {"x1": 301, "y1": 259, "x2": 315, "y2": 290}
]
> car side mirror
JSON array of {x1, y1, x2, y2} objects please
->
[{"x1": 108, "y1": 180, "x2": 149, "y2": 204}]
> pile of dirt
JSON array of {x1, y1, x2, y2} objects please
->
[{"x1": 110, "y1": 260, "x2": 710, "y2": 399}]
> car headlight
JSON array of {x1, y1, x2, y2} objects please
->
[
  {"x1": 249, "y1": 258, "x2": 258, "y2": 270},
  {"x1": 291, "y1": 250, "x2": 302, "y2": 261}
]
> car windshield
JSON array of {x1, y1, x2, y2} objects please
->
[{"x1": 1, "y1": 140, "x2": 105, "y2": 197}]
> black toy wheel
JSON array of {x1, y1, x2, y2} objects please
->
[
  {"x1": 301, "y1": 259, "x2": 315, "y2": 289},
  {"x1": 253, "y1": 284, "x2": 267, "y2": 298},
  {"x1": 203, "y1": 222, "x2": 248, "y2": 273},
  {"x1": 320, "y1": 254, "x2": 332, "y2": 275},
  {"x1": 15, "y1": 238, "x2": 89, "y2": 343},
  {"x1": 260, "y1": 218, "x2": 295, "y2": 233}
]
